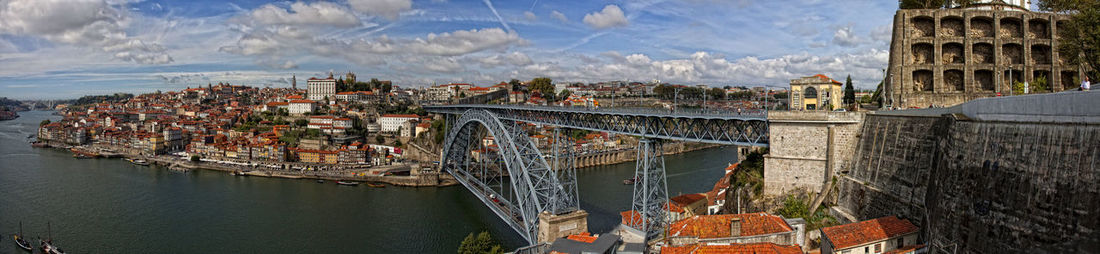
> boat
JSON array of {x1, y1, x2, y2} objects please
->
[
  {"x1": 132, "y1": 159, "x2": 150, "y2": 166},
  {"x1": 12, "y1": 221, "x2": 32, "y2": 251},
  {"x1": 366, "y1": 182, "x2": 385, "y2": 188},
  {"x1": 336, "y1": 181, "x2": 360, "y2": 186},
  {"x1": 73, "y1": 154, "x2": 93, "y2": 159},
  {"x1": 316, "y1": 180, "x2": 325, "y2": 183},
  {"x1": 40, "y1": 222, "x2": 64, "y2": 254},
  {"x1": 622, "y1": 177, "x2": 635, "y2": 185}
]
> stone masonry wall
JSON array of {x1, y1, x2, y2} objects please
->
[
  {"x1": 763, "y1": 111, "x2": 864, "y2": 196},
  {"x1": 839, "y1": 113, "x2": 1100, "y2": 252}
]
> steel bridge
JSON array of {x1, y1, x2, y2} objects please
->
[{"x1": 427, "y1": 104, "x2": 769, "y2": 246}]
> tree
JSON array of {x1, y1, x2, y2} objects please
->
[
  {"x1": 40, "y1": 119, "x2": 51, "y2": 126},
  {"x1": 707, "y1": 87, "x2": 725, "y2": 100},
  {"x1": 294, "y1": 119, "x2": 309, "y2": 127},
  {"x1": 1040, "y1": 0, "x2": 1100, "y2": 82},
  {"x1": 457, "y1": 231, "x2": 504, "y2": 254},
  {"x1": 509, "y1": 79, "x2": 523, "y2": 91},
  {"x1": 529, "y1": 77, "x2": 554, "y2": 99},
  {"x1": 376, "y1": 135, "x2": 385, "y2": 144},
  {"x1": 775, "y1": 194, "x2": 837, "y2": 231},
  {"x1": 898, "y1": 0, "x2": 975, "y2": 9},
  {"x1": 558, "y1": 89, "x2": 572, "y2": 99},
  {"x1": 843, "y1": 75, "x2": 856, "y2": 105},
  {"x1": 190, "y1": 155, "x2": 201, "y2": 162},
  {"x1": 393, "y1": 139, "x2": 403, "y2": 147}
]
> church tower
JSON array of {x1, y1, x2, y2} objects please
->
[{"x1": 292, "y1": 74, "x2": 297, "y2": 90}]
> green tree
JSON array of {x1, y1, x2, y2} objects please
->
[
  {"x1": 40, "y1": 119, "x2": 51, "y2": 126},
  {"x1": 529, "y1": 77, "x2": 554, "y2": 99},
  {"x1": 294, "y1": 119, "x2": 309, "y2": 127},
  {"x1": 190, "y1": 155, "x2": 201, "y2": 162},
  {"x1": 898, "y1": 0, "x2": 975, "y2": 9},
  {"x1": 707, "y1": 87, "x2": 725, "y2": 100},
  {"x1": 775, "y1": 194, "x2": 837, "y2": 231},
  {"x1": 508, "y1": 79, "x2": 523, "y2": 91},
  {"x1": 558, "y1": 89, "x2": 572, "y2": 99},
  {"x1": 457, "y1": 231, "x2": 504, "y2": 254},
  {"x1": 843, "y1": 75, "x2": 856, "y2": 105},
  {"x1": 1040, "y1": 0, "x2": 1100, "y2": 82}
]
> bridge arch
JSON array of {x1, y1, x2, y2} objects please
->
[{"x1": 440, "y1": 109, "x2": 577, "y2": 244}]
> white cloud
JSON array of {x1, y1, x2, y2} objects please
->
[
  {"x1": 404, "y1": 28, "x2": 526, "y2": 56},
  {"x1": 0, "y1": 0, "x2": 172, "y2": 64},
  {"x1": 832, "y1": 26, "x2": 862, "y2": 47},
  {"x1": 550, "y1": 10, "x2": 568, "y2": 23},
  {"x1": 249, "y1": 2, "x2": 360, "y2": 27},
  {"x1": 583, "y1": 5, "x2": 628, "y2": 29},
  {"x1": 524, "y1": 11, "x2": 537, "y2": 21},
  {"x1": 348, "y1": 0, "x2": 412, "y2": 20},
  {"x1": 477, "y1": 52, "x2": 533, "y2": 67}
]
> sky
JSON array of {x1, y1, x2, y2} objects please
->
[{"x1": 0, "y1": 0, "x2": 902, "y2": 99}]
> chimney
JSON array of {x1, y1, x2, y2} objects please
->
[{"x1": 730, "y1": 217, "x2": 742, "y2": 237}]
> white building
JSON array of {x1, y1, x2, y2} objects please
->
[
  {"x1": 307, "y1": 77, "x2": 336, "y2": 101},
  {"x1": 379, "y1": 114, "x2": 419, "y2": 133},
  {"x1": 288, "y1": 100, "x2": 315, "y2": 115}
]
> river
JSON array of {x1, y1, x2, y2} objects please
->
[{"x1": 0, "y1": 111, "x2": 737, "y2": 253}]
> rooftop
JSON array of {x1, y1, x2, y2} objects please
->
[
  {"x1": 821, "y1": 216, "x2": 919, "y2": 250},
  {"x1": 669, "y1": 212, "x2": 793, "y2": 239},
  {"x1": 661, "y1": 242, "x2": 803, "y2": 254}
]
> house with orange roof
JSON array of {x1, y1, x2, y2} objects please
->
[
  {"x1": 789, "y1": 74, "x2": 844, "y2": 111},
  {"x1": 665, "y1": 212, "x2": 806, "y2": 249},
  {"x1": 661, "y1": 242, "x2": 804, "y2": 254},
  {"x1": 669, "y1": 193, "x2": 708, "y2": 217},
  {"x1": 820, "y1": 216, "x2": 920, "y2": 254}
]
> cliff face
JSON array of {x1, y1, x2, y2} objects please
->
[{"x1": 839, "y1": 114, "x2": 1100, "y2": 252}]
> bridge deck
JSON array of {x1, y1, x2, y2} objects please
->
[{"x1": 426, "y1": 104, "x2": 769, "y2": 147}]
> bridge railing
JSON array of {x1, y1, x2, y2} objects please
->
[{"x1": 426, "y1": 104, "x2": 766, "y2": 119}]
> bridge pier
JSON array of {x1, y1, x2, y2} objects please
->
[{"x1": 628, "y1": 138, "x2": 669, "y2": 241}]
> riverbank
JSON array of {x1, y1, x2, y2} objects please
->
[{"x1": 31, "y1": 143, "x2": 459, "y2": 187}]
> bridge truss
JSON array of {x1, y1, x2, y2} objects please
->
[
  {"x1": 430, "y1": 105, "x2": 769, "y2": 246},
  {"x1": 439, "y1": 109, "x2": 579, "y2": 244}
]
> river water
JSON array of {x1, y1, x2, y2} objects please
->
[{"x1": 0, "y1": 111, "x2": 737, "y2": 253}]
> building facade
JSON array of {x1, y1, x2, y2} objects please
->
[
  {"x1": 307, "y1": 77, "x2": 336, "y2": 101},
  {"x1": 789, "y1": 74, "x2": 844, "y2": 110},
  {"x1": 885, "y1": 7, "x2": 1091, "y2": 108},
  {"x1": 378, "y1": 114, "x2": 419, "y2": 133}
]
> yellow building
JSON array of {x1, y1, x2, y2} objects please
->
[{"x1": 789, "y1": 74, "x2": 844, "y2": 110}]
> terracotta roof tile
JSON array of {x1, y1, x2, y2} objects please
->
[
  {"x1": 668, "y1": 213, "x2": 793, "y2": 239},
  {"x1": 661, "y1": 243, "x2": 803, "y2": 254},
  {"x1": 821, "y1": 216, "x2": 919, "y2": 250}
]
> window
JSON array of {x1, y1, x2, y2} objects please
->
[
  {"x1": 865, "y1": 246, "x2": 869, "y2": 253},
  {"x1": 897, "y1": 238, "x2": 905, "y2": 248},
  {"x1": 875, "y1": 243, "x2": 882, "y2": 252}
]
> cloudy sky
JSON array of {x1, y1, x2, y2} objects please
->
[{"x1": 0, "y1": 0, "x2": 900, "y2": 99}]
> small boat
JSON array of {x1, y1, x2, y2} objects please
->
[
  {"x1": 73, "y1": 154, "x2": 93, "y2": 159},
  {"x1": 316, "y1": 180, "x2": 325, "y2": 183},
  {"x1": 40, "y1": 222, "x2": 64, "y2": 254},
  {"x1": 336, "y1": 181, "x2": 360, "y2": 186},
  {"x1": 366, "y1": 183, "x2": 385, "y2": 188},
  {"x1": 12, "y1": 221, "x2": 32, "y2": 251},
  {"x1": 132, "y1": 159, "x2": 150, "y2": 166},
  {"x1": 622, "y1": 178, "x2": 635, "y2": 185}
]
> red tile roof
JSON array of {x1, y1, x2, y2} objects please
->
[
  {"x1": 669, "y1": 213, "x2": 793, "y2": 239},
  {"x1": 381, "y1": 114, "x2": 419, "y2": 118},
  {"x1": 289, "y1": 99, "x2": 315, "y2": 104},
  {"x1": 661, "y1": 243, "x2": 804, "y2": 254},
  {"x1": 821, "y1": 216, "x2": 919, "y2": 250},
  {"x1": 812, "y1": 74, "x2": 843, "y2": 85},
  {"x1": 671, "y1": 193, "x2": 707, "y2": 207}
]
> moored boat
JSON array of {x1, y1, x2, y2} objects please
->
[
  {"x1": 40, "y1": 222, "x2": 64, "y2": 254},
  {"x1": 336, "y1": 181, "x2": 360, "y2": 186},
  {"x1": 132, "y1": 159, "x2": 150, "y2": 166},
  {"x1": 366, "y1": 182, "x2": 385, "y2": 188},
  {"x1": 622, "y1": 177, "x2": 635, "y2": 185},
  {"x1": 12, "y1": 221, "x2": 32, "y2": 251}
]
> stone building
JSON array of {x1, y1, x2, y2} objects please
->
[
  {"x1": 789, "y1": 74, "x2": 844, "y2": 111},
  {"x1": 885, "y1": 4, "x2": 1092, "y2": 108},
  {"x1": 307, "y1": 76, "x2": 336, "y2": 101}
]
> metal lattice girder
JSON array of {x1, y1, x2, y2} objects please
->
[
  {"x1": 440, "y1": 109, "x2": 579, "y2": 244},
  {"x1": 630, "y1": 138, "x2": 670, "y2": 240},
  {"x1": 425, "y1": 104, "x2": 770, "y2": 147}
]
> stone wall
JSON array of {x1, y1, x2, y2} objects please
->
[
  {"x1": 838, "y1": 113, "x2": 1100, "y2": 252},
  {"x1": 763, "y1": 111, "x2": 864, "y2": 196},
  {"x1": 885, "y1": 9, "x2": 1092, "y2": 108}
]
